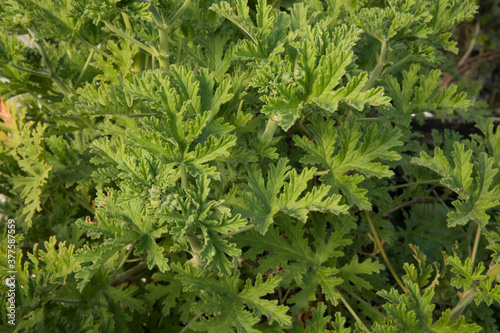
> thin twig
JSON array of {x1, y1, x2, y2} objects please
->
[
  {"x1": 364, "y1": 211, "x2": 408, "y2": 292},
  {"x1": 103, "y1": 21, "x2": 159, "y2": 57},
  {"x1": 49, "y1": 298, "x2": 81, "y2": 304},
  {"x1": 470, "y1": 224, "x2": 482, "y2": 267},
  {"x1": 112, "y1": 241, "x2": 138, "y2": 278},
  {"x1": 220, "y1": 225, "x2": 256, "y2": 239},
  {"x1": 75, "y1": 49, "x2": 95, "y2": 87},
  {"x1": 386, "y1": 179, "x2": 440, "y2": 190},
  {"x1": 335, "y1": 288, "x2": 370, "y2": 333},
  {"x1": 385, "y1": 198, "x2": 433, "y2": 215},
  {"x1": 109, "y1": 262, "x2": 148, "y2": 286},
  {"x1": 457, "y1": 21, "x2": 480, "y2": 67},
  {"x1": 180, "y1": 312, "x2": 204, "y2": 333}
]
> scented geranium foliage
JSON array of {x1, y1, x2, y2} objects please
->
[{"x1": 1, "y1": 0, "x2": 499, "y2": 332}]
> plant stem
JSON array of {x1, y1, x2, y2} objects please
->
[
  {"x1": 313, "y1": 170, "x2": 330, "y2": 177},
  {"x1": 280, "y1": 287, "x2": 292, "y2": 305},
  {"x1": 487, "y1": 261, "x2": 500, "y2": 279},
  {"x1": 158, "y1": 27, "x2": 169, "y2": 68},
  {"x1": 180, "y1": 163, "x2": 188, "y2": 189},
  {"x1": 109, "y1": 262, "x2": 148, "y2": 286},
  {"x1": 78, "y1": 33, "x2": 109, "y2": 58},
  {"x1": 261, "y1": 116, "x2": 280, "y2": 142},
  {"x1": 450, "y1": 260, "x2": 500, "y2": 323},
  {"x1": 112, "y1": 241, "x2": 137, "y2": 278},
  {"x1": 49, "y1": 298, "x2": 81, "y2": 304},
  {"x1": 149, "y1": 3, "x2": 169, "y2": 68},
  {"x1": 220, "y1": 224, "x2": 256, "y2": 239},
  {"x1": 364, "y1": 210, "x2": 408, "y2": 292},
  {"x1": 382, "y1": 53, "x2": 412, "y2": 77},
  {"x1": 180, "y1": 312, "x2": 204, "y2": 333},
  {"x1": 386, "y1": 179, "x2": 440, "y2": 190},
  {"x1": 8, "y1": 64, "x2": 50, "y2": 77},
  {"x1": 149, "y1": 3, "x2": 164, "y2": 27},
  {"x1": 362, "y1": 39, "x2": 387, "y2": 92},
  {"x1": 186, "y1": 225, "x2": 204, "y2": 267},
  {"x1": 335, "y1": 288, "x2": 370, "y2": 333},
  {"x1": 470, "y1": 224, "x2": 482, "y2": 267},
  {"x1": 449, "y1": 287, "x2": 476, "y2": 324},
  {"x1": 28, "y1": 29, "x2": 74, "y2": 98},
  {"x1": 166, "y1": 0, "x2": 192, "y2": 28},
  {"x1": 385, "y1": 198, "x2": 433, "y2": 215},
  {"x1": 103, "y1": 21, "x2": 159, "y2": 57},
  {"x1": 75, "y1": 49, "x2": 95, "y2": 87},
  {"x1": 344, "y1": 288, "x2": 385, "y2": 323},
  {"x1": 121, "y1": 11, "x2": 133, "y2": 33}
]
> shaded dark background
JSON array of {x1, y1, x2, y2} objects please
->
[{"x1": 448, "y1": 0, "x2": 500, "y2": 117}]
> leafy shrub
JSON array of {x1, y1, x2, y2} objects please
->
[{"x1": 1, "y1": 0, "x2": 499, "y2": 332}]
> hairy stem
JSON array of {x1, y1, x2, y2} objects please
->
[
  {"x1": 450, "y1": 261, "x2": 500, "y2": 323},
  {"x1": 280, "y1": 287, "x2": 292, "y2": 305},
  {"x1": 362, "y1": 39, "x2": 387, "y2": 92},
  {"x1": 158, "y1": 27, "x2": 169, "y2": 68},
  {"x1": 261, "y1": 116, "x2": 280, "y2": 142},
  {"x1": 385, "y1": 198, "x2": 433, "y2": 215},
  {"x1": 121, "y1": 11, "x2": 133, "y2": 33},
  {"x1": 180, "y1": 163, "x2": 188, "y2": 189},
  {"x1": 109, "y1": 262, "x2": 148, "y2": 286},
  {"x1": 7, "y1": 63, "x2": 50, "y2": 77},
  {"x1": 103, "y1": 21, "x2": 159, "y2": 57},
  {"x1": 28, "y1": 29, "x2": 74, "y2": 98},
  {"x1": 112, "y1": 241, "x2": 137, "y2": 278},
  {"x1": 344, "y1": 288, "x2": 385, "y2": 323},
  {"x1": 180, "y1": 312, "x2": 204, "y2": 333},
  {"x1": 470, "y1": 224, "x2": 482, "y2": 267},
  {"x1": 386, "y1": 179, "x2": 440, "y2": 190},
  {"x1": 49, "y1": 298, "x2": 81, "y2": 304},
  {"x1": 166, "y1": 0, "x2": 192, "y2": 28},
  {"x1": 336, "y1": 288, "x2": 370, "y2": 333},
  {"x1": 487, "y1": 261, "x2": 500, "y2": 279},
  {"x1": 313, "y1": 170, "x2": 330, "y2": 177},
  {"x1": 186, "y1": 225, "x2": 204, "y2": 267},
  {"x1": 149, "y1": 3, "x2": 170, "y2": 68},
  {"x1": 449, "y1": 287, "x2": 476, "y2": 324},
  {"x1": 382, "y1": 53, "x2": 412, "y2": 77},
  {"x1": 78, "y1": 33, "x2": 109, "y2": 58},
  {"x1": 220, "y1": 224, "x2": 256, "y2": 239},
  {"x1": 75, "y1": 49, "x2": 95, "y2": 87},
  {"x1": 364, "y1": 211, "x2": 407, "y2": 292}
]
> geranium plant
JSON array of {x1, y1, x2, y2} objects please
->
[{"x1": 1, "y1": 0, "x2": 499, "y2": 332}]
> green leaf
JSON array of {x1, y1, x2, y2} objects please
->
[
  {"x1": 377, "y1": 281, "x2": 436, "y2": 333},
  {"x1": 447, "y1": 256, "x2": 487, "y2": 290},
  {"x1": 145, "y1": 271, "x2": 183, "y2": 316},
  {"x1": 239, "y1": 158, "x2": 347, "y2": 233},
  {"x1": 211, "y1": 0, "x2": 290, "y2": 59},
  {"x1": 383, "y1": 64, "x2": 473, "y2": 120},
  {"x1": 137, "y1": 233, "x2": 170, "y2": 272},
  {"x1": 105, "y1": 285, "x2": 145, "y2": 312},
  {"x1": 257, "y1": 23, "x2": 389, "y2": 131},
  {"x1": 296, "y1": 117, "x2": 402, "y2": 209},
  {"x1": 187, "y1": 31, "x2": 235, "y2": 83},
  {"x1": 10, "y1": 122, "x2": 52, "y2": 226},
  {"x1": 413, "y1": 143, "x2": 500, "y2": 227},
  {"x1": 338, "y1": 255, "x2": 384, "y2": 291},
  {"x1": 431, "y1": 309, "x2": 482, "y2": 332},
  {"x1": 176, "y1": 269, "x2": 291, "y2": 332},
  {"x1": 235, "y1": 218, "x2": 354, "y2": 314},
  {"x1": 290, "y1": 302, "x2": 334, "y2": 333}
]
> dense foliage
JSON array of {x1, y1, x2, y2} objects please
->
[{"x1": 1, "y1": 0, "x2": 499, "y2": 332}]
